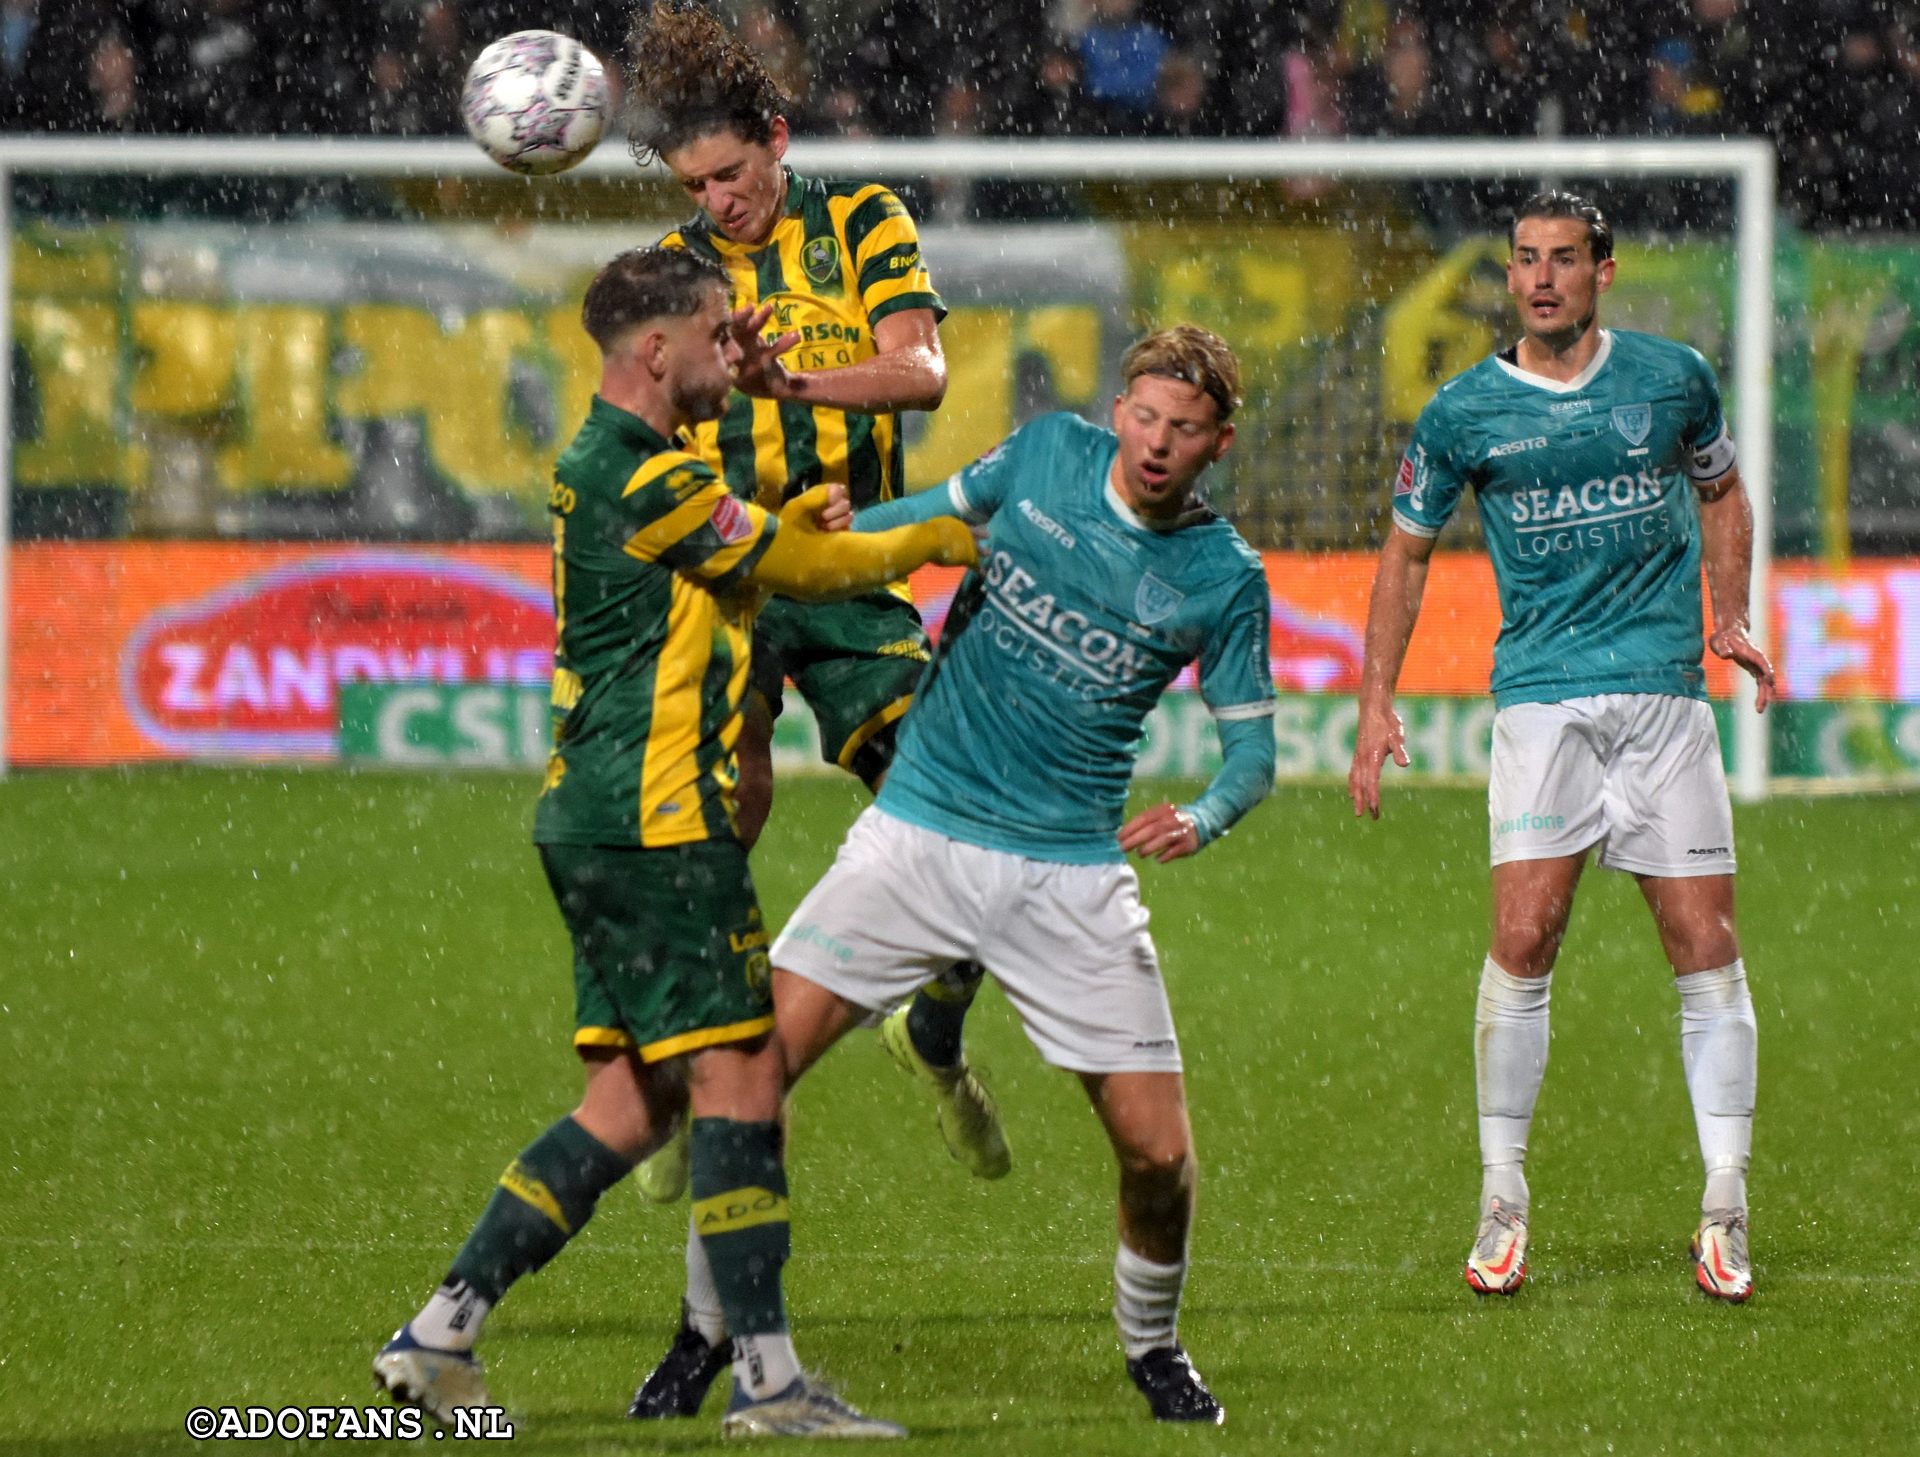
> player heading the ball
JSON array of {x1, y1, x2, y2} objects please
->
[{"x1": 618, "y1": 11, "x2": 1010, "y2": 1412}]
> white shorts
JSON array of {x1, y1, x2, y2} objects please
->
[
  {"x1": 1489, "y1": 693, "x2": 1736, "y2": 877},
  {"x1": 771, "y1": 806, "x2": 1181, "y2": 1074}
]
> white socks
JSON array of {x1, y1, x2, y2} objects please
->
[
  {"x1": 682, "y1": 1213, "x2": 797, "y2": 1400},
  {"x1": 1472, "y1": 951, "x2": 1755, "y2": 1220},
  {"x1": 1112, "y1": 1243, "x2": 1186, "y2": 1360},
  {"x1": 1676, "y1": 959, "x2": 1757, "y2": 1214},
  {"x1": 683, "y1": 1214, "x2": 729, "y2": 1346},
  {"x1": 1474, "y1": 956, "x2": 1552, "y2": 1214},
  {"x1": 732, "y1": 1332, "x2": 801, "y2": 1401},
  {"x1": 411, "y1": 1278, "x2": 491, "y2": 1353}
]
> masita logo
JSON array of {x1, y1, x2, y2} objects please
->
[
  {"x1": 1489, "y1": 436, "x2": 1548, "y2": 458},
  {"x1": 122, "y1": 554, "x2": 552, "y2": 758}
]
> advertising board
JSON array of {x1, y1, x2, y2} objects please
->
[{"x1": 17, "y1": 544, "x2": 1911, "y2": 783}]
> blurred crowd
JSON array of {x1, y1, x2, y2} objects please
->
[{"x1": 4, "y1": 0, "x2": 1919, "y2": 229}]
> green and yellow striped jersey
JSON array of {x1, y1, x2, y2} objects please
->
[
  {"x1": 533, "y1": 396, "x2": 778, "y2": 849},
  {"x1": 660, "y1": 170, "x2": 946, "y2": 517}
]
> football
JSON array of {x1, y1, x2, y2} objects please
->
[{"x1": 461, "y1": 30, "x2": 611, "y2": 176}]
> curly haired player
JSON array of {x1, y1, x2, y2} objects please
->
[{"x1": 619, "y1": 0, "x2": 1009, "y2": 1425}]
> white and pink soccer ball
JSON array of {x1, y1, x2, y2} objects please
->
[{"x1": 462, "y1": 30, "x2": 611, "y2": 176}]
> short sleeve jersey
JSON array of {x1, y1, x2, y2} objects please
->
[
  {"x1": 661, "y1": 171, "x2": 945, "y2": 517},
  {"x1": 878, "y1": 413, "x2": 1276, "y2": 864},
  {"x1": 1392, "y1": 329, "x2": 1737, "y2": 708},
  {"x1": 533, "y1": 397, "x2": 778, "y2": 849}
]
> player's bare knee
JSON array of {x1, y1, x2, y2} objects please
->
[
  {"x1": 1489, "y1": 926, "x2": 1563, "y2": 978},
  {"x1": 1117, "y1": 1147, "x2": 1196, "y2": 1247},
  {"x1": 685, "y1": 1033, "x2": 783, "y2": 1122},
  {"x1": 770, "y1": 970, "x2": 865, "y2": 1085},
  {"x1": 1114, "y1": 1134, "x2": 1195, "y2": 1186},
  {"x1": 1666, "y1": 924, "x2": 1741, "y2": 976},
  {"x1": 573, "y1": 1051, "x2": 667, "y2": 1162}
]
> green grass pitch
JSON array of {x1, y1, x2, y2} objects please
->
[{"x1": 2, "y1": 768, "x2": 1916, "y2": 1455}]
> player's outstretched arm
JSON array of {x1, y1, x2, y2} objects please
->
[
  {"x1": 1696, "y1": 468, "x2": 1776, "y2": 713},
  {"x1": 850, "y1": 475, "x2": 987, "y2": 535},
  {"x1": 854, "y1": 416, "x2": 1038, "y2": 537},
  {"x1": 748, "y1": 485, "x2": 975, "y2": 602},
  {"x1": 1349, "y1": 527, "x2": 1437, "y2": 820}
]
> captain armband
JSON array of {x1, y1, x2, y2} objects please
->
[{"x1": 1685, "y1": 427, "x2": 1738, "y2": 484}]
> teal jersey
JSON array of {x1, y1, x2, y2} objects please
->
[
  {"x1": 877, "y1": 413, "x2": 1275, "y2": 864},
  {"x1": 1393, "y1": 329, "x2": 1737, "y2": 709}
]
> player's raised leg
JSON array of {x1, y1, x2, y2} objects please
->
[
  {"x1": 1081, "y1": 1069, "x2": 1222, "y2": 1425},
  {"x1": 1467, "y1": 853, "x2": 1585, "y2": 1295},
  {"x1": 1639, "y1": 872, "x2": 1757, "y2": 1301},
  {"x1": 879, "y1": 961, "x2": 1009, "y2": 1179},
  {"x1": 806, "y1": 640, "x2": 1009, "y2": 1180},
  {"x1": 374, "y1": 1047, "x2": 668, "y2": 1423}
]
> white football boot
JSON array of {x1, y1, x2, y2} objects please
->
[
  {"x1": 1691, "y1": 1209, "x2": 1753, "y2": 1302},
  {"x1": 372, "y1": 1325, "x2": 492, "y2": 1426},
  {"x1": 719, "y1": 1376, "x2": 906, "y2": 1439},
  {"x1": 1463, "y1": 1197, "x2": 1529, "y2": 1295}
]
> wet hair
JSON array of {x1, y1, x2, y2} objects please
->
[
  {"x1": 1121, "y1": 325, "x2": 1242, "y2": 421},
  {"x1": 580, "y1": 246, "x2": 729, "y2": 349},
  {"x1": 626, "y1": 1, "x2": 787, "y2": 165},
  {"x1": 1509, "y1": 189, "x2": 1615, "y2": 263}
]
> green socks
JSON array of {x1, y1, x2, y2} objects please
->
[
  {"x1": 690, "y1": 1117, "x2": 790, "y2": 1337},
  {"x1": 447, "y1": 1115, "x2": 631, "y2": 1304}
]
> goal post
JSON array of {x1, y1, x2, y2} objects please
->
[{"x1": 0, "y1": 134, "x2": 1777, "y2": 792}]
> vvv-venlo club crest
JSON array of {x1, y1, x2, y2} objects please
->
[
  {"x1": 1135, "y1": 573, "x2": 1185, "y2": 625},
  {"x1": 1610, "y1": 403, "x2": 1652, "y2": 446}
]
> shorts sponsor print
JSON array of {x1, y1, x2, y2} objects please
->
[
  {"x1": 539, "y1": 840, "x2": 773, "y2": 1061},
  {"x1": 1489, "y1": 693, "x2": 1736, "y2": 876},
  {"x1": 1492, "y1": 809, "x2": 1567, "y2": 838}
]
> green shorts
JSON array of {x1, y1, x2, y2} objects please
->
[
  {"x1": 537, "y1": 839, "x2": 773, "y2": 1063},
  {"x1": 751, "y1": 591, "x2": 931, "y2": 784}
]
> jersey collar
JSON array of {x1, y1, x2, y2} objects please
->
[
  {"x1": 1103, "y1": 474, "x2": 1197, "y2": 534},
  {"x1": 590, "y1": 394, "x2": 673, "y2": 453},
  {"x1": 1493, "y1": 328, "x2": 1613, "y2": 394}
]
